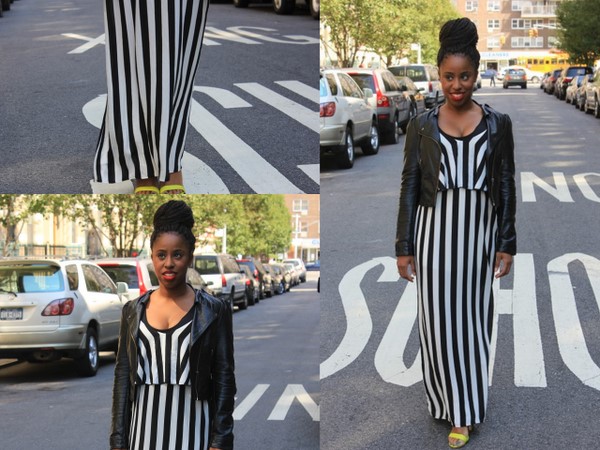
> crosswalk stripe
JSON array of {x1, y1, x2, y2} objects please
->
[
  {"x1": 233, "y1": 384, "x2": 270, "y2": 420},
  {"x1": 275, "y1": 81, "x2": 318, "y2": 103},
  {"x1": 189, "y1": 99, "x2": 304, "y2": 193},
  {"x1": 235, "y1": 82, "x2": 319, "y2": 132},
  {"x1": 298, "y1": 164, "x2": 319, "y2": 184}
]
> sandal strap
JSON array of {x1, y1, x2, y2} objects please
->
[
  {"x1": 159, "y1": 184, "x2": 186, "y2": 194},
  {"x1": 134, "y1": 186, "x2": 159, "y2": 194}
]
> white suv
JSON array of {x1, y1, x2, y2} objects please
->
[
  {"x1": 193, "y1": 253, "x2": 248, "y2": 309},
  {"x1": 0, "y1": 258, "x2": 129, "y2": 376},
  {"x1": 283, "y1": 258, "x2": 307, "y2": 283}
]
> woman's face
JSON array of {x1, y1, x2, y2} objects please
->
[
  {"x1": 151, "y1": 232, "x2": 192, "y2": 289},
  {"x1": 439, "y1": 54, "x2": 478, "y2": 109}
]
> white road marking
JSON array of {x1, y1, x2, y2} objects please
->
[
  {"x1": 267, "y1": 384, "x2": 320, "y2": 421},
  {"x1": 226, "y1": 27, "x2": 320, "y2": 45},
  {"x1": 521, "y1": 171, "x2": 574, "y2": 202},
  {"x1": 298, "y1": 164, "x2": 319, "y2": 184},
  {"x1": 233, "y1": 384, "x2": 269, "y2": 420},
  {"x1": 189, "y1": 99, "x2": 303, "y2": 193},
  {"x1": 573, "y1": 173, "x2": 600, "y2": 202},
  {"x1": 275, "y1": 81, "x2": 319, "y2": 103},
  {"x1": 235, "y1": 82, "x2": 319, "y2": 132},
  {"x1": 62, "y1": 33, "x2": 105, "y2": 54},
  {"x1": 193, "y1": 86, "x2": 252, "y2": 108}
]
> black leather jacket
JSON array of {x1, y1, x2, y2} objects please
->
[
  {"x1": 395, "y1": 101, "x2": 516, "y2": 256},
  {"x1": 110, "y1": 288, "x2": 236, "y2": 450}
]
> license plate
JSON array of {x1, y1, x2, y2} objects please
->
[{"x1": 0, "y1": 308, "x2": 23, "y2": 320}]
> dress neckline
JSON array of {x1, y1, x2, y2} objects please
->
[
  {"x1": 142, "y1": 304, "x2": 194, "y2": 333},
  {"x1": 438, "y1": 114, "x2": 486, "y2": 140}
]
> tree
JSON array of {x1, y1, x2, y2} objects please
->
[
  {"x1": 0, "y1": 195, "x2": 47, "y2": 256},
  {"x1": 556, "y1": 0, "x2": 600, "y2": 66}
]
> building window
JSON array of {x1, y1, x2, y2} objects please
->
[
  {"x1": 487, "y1": 37, "x2": 501, "y2": 48},
  {"x1": 292, "y1": 199, "x2": 308, "y2": 213},
  {"x1": 511, "y1": 37, "x2": 544, "y2": 48},
  {"x1": 466, "y1": 1, "x2": 479, "y2": 11},
  {"x1": 299, "y1": 221, "x2": 309, "y2": 238},
  {"x1": 511, "y1": 0, "x2": 522, "y2": 11},
  {"x1": 487, "y1": 0, "x2": 500, "y2": 11},
  {"x1": 487, "y1": 19, "x2": 500, "y2": 32}
]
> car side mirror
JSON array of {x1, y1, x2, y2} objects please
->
[
  {"x1": 363, "y1": 87, "x2": 373, "y2": 99},
  {"x1": 206, "y1": 281, "x2": 214, "y2": 286},
  {"x1": 417, "y1": 87, "x2": 425, "y2": 92},
  {"x1": 116, "y1": 282, "x2": 130, "y2": 301}
]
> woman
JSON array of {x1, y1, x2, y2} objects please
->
[
  {"x1": 395, "y1": 18, "x2": 516, "y2": 448},
  {"x1": 94, "y1": 1, "x2": 210, "y2": 194},
  {"x1": 111, "y1": 200, "x2": 236, "y2": 449}
]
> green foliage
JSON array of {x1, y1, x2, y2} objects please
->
[
  {"x1": 0, "y1": 195, "x2": 291, "y2": 259},
  {"x1": 321, "y1": 0, "x2": 459, "y2": 67},
  {"x1": 557, "y1": 0, "x2": 600, "y2": 66}
]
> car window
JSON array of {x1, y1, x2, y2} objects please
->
[
  {"x1": 100, "y1": 264, "x2": 139, "y2": 289},
  {"x1": 347, "y1": 73, "x2": 374, "y2": 95},
  {"x1": 225, "y1": 256, "x2": 241, "y2": 274},
  {"x1": 91, "y1": 265, "x2": 117, "y2": 294},
  {"x1": 82, "y1": 264, "x2": 101, "y2": 292},
  {"x1": 187, "y1": 268, "x2": 204, "y2": 286},
  {"x1": 194, "y1": 256, "x2": 220, "y2": 275},
  {"x1": 339, "y1": 73, "x2": 364, "y2": 98},
  {"x1": 387, "y1": 66, "x2": 404, "y2": 77},
  {"x1": 406, "y1": 66, "x2": 427, "y2": 82},
  {"x1": 0, "y1": 264, "x2": 65, "y2": 293},
  {"x1": 325, "y1": 74, "x2": 338, "y2": 96},
  {"x1": 428, "y1": 66, "x2": 440, "y2": 81},
  {"x1": 381, "y1": 71, "x2": 399, "y2": 92},
  {"x1": 146, "y1": 263, "x2": 159, "y2": 286},
  {"x1": 319, "y1": 77, "x2": 328, "y2": 97},
  {"x1": 66, "y1": 264, "x2": 79, "y2": 290}
]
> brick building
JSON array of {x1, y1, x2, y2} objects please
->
[{"x1": 283, "y1": 194, "x2": 320, "y2": 263}]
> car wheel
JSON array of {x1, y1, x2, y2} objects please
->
[
  {"x1": 277, "y1": 282, "x2": 285, "y2": 295},
  {"x1": 233, "y1": 0, "x2": 250, "y2": 6},
  {"x1": 595, "y1": 96, "x2": 600, "y2": 119},
  {"x1": 337, "y1": 126, "x2": 354, "y2": 169},
  {"x1": 2, "y1": 0, "x2": 10, "y2": 11},
  {"x1": 75, "y1": 328, "x2": 99, "y2": 377},
  {"x1": 531, "y1": 77, "x2": 539, "y2": 83},
  {"x1": 273, "y1": 0, "x2": 295, "y2": 14},
  {"x1": 522, "y1": 84, "x2": 527, "y2": 89},
  {"x1": 246, "y1": 289, "x2": 255, "y2": 306},
  {"x1": 361, "y1": 121, "x2": 380, "y2": 155},
  {"x1": 401, "y1": 103, "x2": 415, "y2": 134},
  {"x1": 237, "y1": 288, "x2": 248, "y2": 310},
  {"x1": 309, "y1": 0, "x2": 319, "y2": 19},
  {"x1": 385, "y1": 116, "x2": 401, "y2": 145}
]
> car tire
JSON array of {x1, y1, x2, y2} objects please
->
[
  {"x1": 309, "y1": 0, "x2": 319, "y2": 19},
  {"x1": 247, "y1": 289, "x2": 255, "y2": 306},
  {"x1": 401, "y1": 103, "x2": 416, "y2": 134},
  {"x1": 273, "y1": 0, "x2": 295, "y2": 15},
  {"x1": 385, "y1": 116, "x2": 401, "y2": 145},
  {"x1": 361, "y1": 121, "x2": 380, "y2": 155},
  {"x1": 233, "y1": 0, "x2": 250, "y2": 6},
  {"x1": 532, "y1": 77, "x2": 539, "y2": 83},
  {"x1": 277, "y1": 282, "x2": 285, "y2": 295},
  {"x1": 75, "y1": 328, "x2": 99, "y2": 377},
  {"x1": 237, "y1": 288, "x2": 248, "y2": 310},
  {"x1": 522, "y1": 84, "x2": 527, "y2": 89},
  {"x1": 1, "y1": 0, "x2": 10, "y2": 11},
  {"x1": 337, "y1": 126, "x2": 354, "y2": 169}
]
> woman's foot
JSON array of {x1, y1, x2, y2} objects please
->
[
  {"x1": 158, "y1": 171, "x2": 185, "y2": 194},
  {"x1": 448, "y1": 426, "x2": 472, "y2": 448},
  {"x1": 134, "y1": 177, "x2": 159, "y2": 194}
]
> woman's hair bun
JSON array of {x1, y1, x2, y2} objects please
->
[
  {"x1": 153, "y1": 200, "x2": 195, "y2": 230},
  {"x1": 439, "y1": 17, "x2": 478, "y2": 50}
]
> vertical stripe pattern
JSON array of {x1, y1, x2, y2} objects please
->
[
  {"x1": 95, "y1": 0, "x2": 210, "y2": 183},
  {"x1": 130, "y1": 308, "x2": 210, "y2": 450},
  {"x1": 413, "y1": 124, "x2": 497, "y2": 427}
]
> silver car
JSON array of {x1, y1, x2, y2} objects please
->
[
  {"x1": 388, "y1": 64, "x2": 444, "y2": 108},
  {"x1": 320, "y1": 69, "x2": 380, "y2": 169},
  {"x1": 0, "y1": 258, "x2": 129, "y2": 376},
  {"x1": 193, "y1": 253, "x2": 248, "y2": 309},
  {"x1": 283, "y1": 258, "x2": 307, "y2": 283}
]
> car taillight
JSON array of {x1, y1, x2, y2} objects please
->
[
  {"x1": 137, "y1": 263, "x2": 147, "y2": 295},
  {"x1": 222, "y1": 274, "x2": 227, "y2": 287},
  {"x1": 253, "y1": 269, "x2": 259, "y2": 279},
  {"x1": 564, "y1": 77, "x2": 573, "y2": 84},
  {"x1": 42, "y1": 298, "x2": 75, "y2": 316},
  {"x1": 320, "y1": 102, "x2": 336, "y2": 117},
  {"x1": 428, "y1": 81, "x2": 433, "y2": 93},
  {"x1": 377, "y1": 92, "x2": 390, "y2": 107},
  {"x1": 246, "y1": 279, "x2": 251, "y2": 286}
]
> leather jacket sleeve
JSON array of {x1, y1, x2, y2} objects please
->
[
  {"x1": 395, "y1": 117, "x2": 421, "y2": 256},
  {"x1": 496, "y1": 115, "x2": 517, "y2": 255},
  {"x1": 110, "y1": 303, "x2": 132, "y2": 449},
  {"x1": 210, "y1": 300, "x2": 236, "y2": 450}
]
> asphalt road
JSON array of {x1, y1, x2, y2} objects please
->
[
  {"x1": 0, "y1": 272, "x2": 319, "y2": 450},
  {"x1": 0, "y1": 0, "x2": 318, "y2": 194},
  {"x1": 320, "y1": 84, "x2": 600, "y2": 449}
]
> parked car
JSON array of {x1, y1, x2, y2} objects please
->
[
  {"x1": 282, "y1": 258, "x2": 307, "y2": 283},
  {"x1": 341, "y1": 68, "x2": 410, "y2": 144},
  {"x1": 0, "y1": 258, "x2": 129, "y2": 376},
  {"x1": 283, "y1": 263, "x2": 300, "y2": 286},
  {"x1": 503, "y1": 69, "x2": 527, "y2": 89},
  {"x1": 543, "y1": 69, "x2": 563, "y2": 94},
  {"x1": 576, "y1": 74, "x2": 594, "y2": 111},
  {"x1": 233, "y1": 0, "x2": 319, "y2": 19},
  {"x1": 96, "y1": 257, "x2": 212, "y2": 299},
  {"x1": 500, "y1": 66, "x2": 544, "y2": 83},
  {"x1": 584, "y1": 70, "x2": 600, "y2": 118},
  {"x1": 387, "y1": 64, "x2": 444, "y2": 108},
  {"x1": 193, "y1": 253, "x2": 248, "y2": 309},
  {"x1": 565, "y1": 75, "x2": 588, "y2": 105},
  {"x1": 266, "y1": 263, "x2": 290, "y2": 294},
  {"x1": 240, "y1": 265, "x2": 259, "y2": 306},
  {"x1": 305, "y1": 260, "x2": 320, "y2": 271},
  {"x1": 540, "y1": 71, "x2": 551, "y2": 89},
  {"x1": 237, "y1": 257, "x2": 272, "y2": 298},
  {"x1": 320, "y1": 69, "x2": 380, "y2": 169},
  {"x1": 395, "y1": 76, "x2": 427, "y2": 122},
  {"x1": 555, "y1": 66, "x2": 593, "y2": 100}
]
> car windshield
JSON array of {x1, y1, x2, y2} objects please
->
[
  {"x1": 567, "y1": 67, "x2": 589, "y2": 76},
  {"x1": 99, "y1": 265, "x2": 139, "y2": 289},
  {"x1": 194, "y1": 257, "x2": 220, "y2": 275},
  {"x1": 319, "y1": 77, "x2": 328, "y2": 97},
  {"x1": 405, "y1": 66, "x2": 427, "y2": 82},
  {"x1": 0, "y1": 264, "x2": 64, "y2": 293},
  {"x1": 348, "y1": 74, "x2": 375, "y2": 92}
]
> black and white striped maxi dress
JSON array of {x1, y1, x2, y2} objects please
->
[
  {"x1": 414, "y1": 117, "x2": 497, "y2": 428},
  {"x1": 94, "y1": 0, "x2": 209, "y2": 183},
  {"x1": 129, "y1": 307, "x2": 211, "y2": 450}
]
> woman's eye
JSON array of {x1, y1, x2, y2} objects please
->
[
  {"x1": 157, "y1": 253, "x2": 166, "y2": 259},
  {"x1": 174, "y1": 252, "x2": 183, "y2": 259}
]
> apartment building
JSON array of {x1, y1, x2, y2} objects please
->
[
  {"x1": 453, "y1": 0, "x2": 566, "y2": 71},
  {"x1": 283, "y1": 195, "x2": 320, "y2": 263}
]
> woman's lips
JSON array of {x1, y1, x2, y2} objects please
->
[
  {"x1": 450, "y1": 93, "x2": 465, "y2": 101},
  {"x1": 163, "y1": 272, "x2": 176, "y2": 281}
]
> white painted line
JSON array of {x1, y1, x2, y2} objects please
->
[
  {"x1": 298, "y1": 164, "x2": 319, "y2": 184},
  {"x1": 267, "y1": 384, "x2": 319, "y2": 421},
  {"x1": 235, "y1": 82, "x2": 319, "y2": 132},
  {"x1": 275, "y1": 81, "x2": 319, "y2": 103},
  {"x1": 189, "y1": 99, "x2": 303, "y2": 193},
  {"x1": 203, "y1": 27, "x2": 261, "y2": 45},
  {"x1": 233, "y1": 384, "x2": 269, "y2": 420},
  {"x1": 193, "y1": 86, "x2": 253, "y2": 109},
  {"x1": 62, "y1": 33, "x2": 105, "y2": 54}
]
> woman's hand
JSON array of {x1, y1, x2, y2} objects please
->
[
  {"x1": 397, "y1": 256, "x2": 416, "y2": 282},
  {"x1": 494, "y1": 252, "x2": 513, "y2": 278}
]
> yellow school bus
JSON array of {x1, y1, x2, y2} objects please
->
[{"x1": 508, "y1": 51, "x2": 569, "y2": 73}]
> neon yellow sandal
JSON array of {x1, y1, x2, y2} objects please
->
[
  {"x1": 134, "y1": 186, "x2": 159, "y2": 194},
  {"x1": 159, "y1": 184, "x2": 186, "y2": 194},
  {"x1": 448, "y1": 432, "x2": 469, "y2": 448}
]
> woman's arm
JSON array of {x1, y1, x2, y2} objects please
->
[
  {"x1": 496, "y1": 114, "x2": 517, "y2": 256},
  {"x1": 395, "y1": 117, "x2": 422, "y2": 257},
  {"x1": 210, "y1": 300, "x2": 236, "y2": 450},
  {"x1": 110, "y1": 304, "x2": 132, "y2": 450}
]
